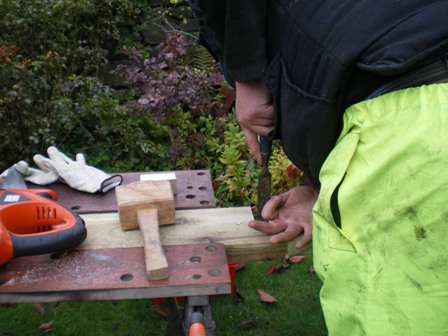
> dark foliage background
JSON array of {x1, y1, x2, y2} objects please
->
[{"x1": 0, "y1": 0, "x2": 301, "y2": 208}]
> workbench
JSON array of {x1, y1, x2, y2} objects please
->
[{"x1": 0, "y1": 170, "x2": 234, "y2": 335}]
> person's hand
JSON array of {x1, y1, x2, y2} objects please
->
[
  {"x1": 249, "y1": 186, "x2": 318, "y2": 249},
  {"x1": 235, "y1": 78, "x2": 274, "y2": 164}
]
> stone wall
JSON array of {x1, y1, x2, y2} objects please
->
[{"x1": 143, "y1": 0, "x2": 200, "y2": 45}]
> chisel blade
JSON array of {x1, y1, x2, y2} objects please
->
[{"x1": 257, "y1": 163, "x2": 271, "y2": 219}]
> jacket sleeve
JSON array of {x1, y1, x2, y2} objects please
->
[{"x1": 191, "y1": 0, "x2": 267, "y2": 82}]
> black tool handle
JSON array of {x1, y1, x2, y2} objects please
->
[
  {"x1": 0, "y1": 189, "x2": 87, "y2": 259},
  {"x1": 10, "y1": 210, "x2": 87, "y2": 258},
  {"x1": 260, "y1": 136, "x2": 273, "y2": 156}
]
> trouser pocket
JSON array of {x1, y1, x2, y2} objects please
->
[{"x1": 313, "y1": 132, "x2": 359, "y2": 254}]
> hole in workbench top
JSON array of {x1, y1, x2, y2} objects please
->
[
  {"x1": 0, "y1": 278, "x2": 10, "y2": 286},
  {"x1": 70, "y1": 205, "x2": 81, "y2": 211},
  {"x1": 120, "y1": 274, "x2": 133, "y2": 282},
  {"x1": 187, "y1": 186, "x2": 193, "y2": 189},
  {"x1": 190, "y1": 256, "x2": 201, "y2": 263},
  {"x1": 200, "y1": 200, "x2": 209, "y2": 205},
  {"x1": 208, "y1": 269, "x2": 221, "y2": 277},
  {"x1": 50, "y1": 252, "x2": 63, "y2": 260},
  {"x1": 197, "y1": 172, "x2": 205, "y2": 176},
  {"x1": 186, "y1": 194, "x2": 196, "y2": 199},
  {"x1": 205, "y1": 245, "x2": 217, "y2": 252},
  {"x1": 193, "y1": 274, "x2": 202, "y2": 280},
  {"x1": 198, "y1": 186, "x2": 207, "y2": 190}
]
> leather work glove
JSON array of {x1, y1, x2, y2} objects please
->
[
  {"x1": 33, "y1": 146, "x2": 123, "y2": 193},
  {"x1": 1, "y1": 160, "x2": 59, "y2": 185}
]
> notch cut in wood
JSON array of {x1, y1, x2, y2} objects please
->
[{"x1": 115, "y1": 180, "x2": 175, "y2": 281}]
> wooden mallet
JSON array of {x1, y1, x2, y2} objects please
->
[{"x1": 115, "y1": 180, "x2": 175, "y2": 281}]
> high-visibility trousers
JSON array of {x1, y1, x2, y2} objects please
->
[{"x1": 313, "y1": 83, "x2": 448, "y2": 335}]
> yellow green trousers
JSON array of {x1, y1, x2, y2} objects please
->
[{"x1": 313, "y1": 83, "x2": 448, "y2": 335}]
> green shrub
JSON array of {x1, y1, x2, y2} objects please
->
[
  {"x1": 117, "y1": 32, "x2": 302, "y2": 208},
  {"x1": 0, "y1": 2, "x2": 302, "y2": 211},
  {"x1": 0, "y1": 0, "x2": 147, "y2": 169}
]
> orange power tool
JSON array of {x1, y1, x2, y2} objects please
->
[{"x1": 0, "y1": 167, "x2": 87, "y2": 266}]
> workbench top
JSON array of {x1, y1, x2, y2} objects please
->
[
  {"x1": 29, "y1": 170, "x2": 217, "y2": 213},
  {"x1": 0, "y1": 170, "x2": 231, "y2": 303},
  {"x1": 0, "y1": 243, "x2": 230, "y2": 303}
]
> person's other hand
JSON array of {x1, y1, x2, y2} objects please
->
[
  {"x1": 235, "y1": 79, "x2": 274, "y2": 164},
  {"x1": 249, "y1": 186, "x2": 318, "y2": 249}
]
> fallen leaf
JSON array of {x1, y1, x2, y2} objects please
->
[
  {"x1": 267, "y1": 265, "x2": 277, "y2": 275},
  {"x1": 278, "y1": 263, "x2": 290, "y2": 272},
  {"x1": 264, "y1": 321, "x2": 274, "y2": 328},
  {"x1": 33, "y1": 303, "x2": 45, "y2": 316},
  {"x1": 149, "y1": 307, "x2": 169, "y2": 319},
  {"x1": 39, "y1": 321, "x2": 53, "y2": 333},
  {"x1": 289, "y1": 255, "x2": 306, "y2": 264},
  {"x1": 0, "y1": 302, "x2": 16, "y2": 307},
  {"x1": 309, "y1": 265, "x2": 315, "y2": 274},
  {"x1": 267, "y1": 262, "x2": 290, "y2": 275},
  {"x1": 257, "y1": 289, "x2": 276, "y2": 303},
  {"x1": 235, "y1": 261, "x2": 246, "y2": 272},
  {"x1": 233, "y1": 287, "x2": 244, "y2": 304},
  {"x1": 238, "y1": 317, "x2": 259, "y2": 329}
]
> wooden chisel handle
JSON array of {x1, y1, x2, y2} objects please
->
[
  {"x1": 137, "y1": 209, "x2": 169, "y2": 281},
  {"x1": 257, "y1": 136, "x2": 273, "y2": 219}
]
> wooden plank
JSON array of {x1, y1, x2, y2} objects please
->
[
  {"x1": 80, "y1": 207, "x2": 287, "y2": 262},
  {"x1": 0, "y1": 244, "x2": 230, "y2": 303}
]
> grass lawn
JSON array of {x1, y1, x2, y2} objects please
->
[
  {"x1": 212, "y1": 251, "x2": 327, "y2": 335},
  {"x1": 1, "y1": 249, "x2": 326, "y2": 336}
]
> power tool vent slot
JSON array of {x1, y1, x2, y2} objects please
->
[
  {"x1": 37, "y1": 224, "x2": 52, "y2": 232},
  {"x1": 36, "y1": 206, "x2": 57, "y2": 221}
]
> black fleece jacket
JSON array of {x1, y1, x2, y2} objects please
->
[
  {"x1": 194, "y1": 0, "x2": 267, "y2": 82},
  {"x1": 192, "y1": 0, "x2": 448, "y2": 186}
]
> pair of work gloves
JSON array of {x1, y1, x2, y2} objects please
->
[{"x1": 2, "y1": 146, "x2": 122, "y2": 193}]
